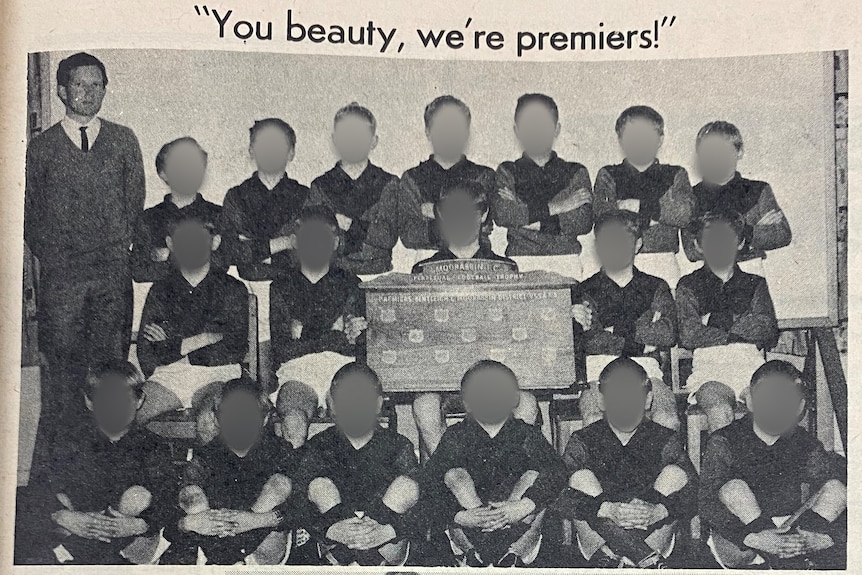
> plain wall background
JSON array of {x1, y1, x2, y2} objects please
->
[{"x1": 43, "y1": 49, "x2": 835, "y2": 322}]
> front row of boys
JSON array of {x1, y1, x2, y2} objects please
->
[{"x1": 41, "y1": 355, "x2": 845, "y2": 568}]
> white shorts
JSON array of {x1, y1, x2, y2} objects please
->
[
  {"x1": 273, "y1": 351, "x2": 355, "y2": 408},
  {"x1": 634, "y1": 252, "x2": 681, "y2": 290},
  {"x1": 511, "y1": 254, "x2": 582, "y2": 281},
  {"x1": 686, "y1": 343, "x2": 765, "y2": 404},
  {"x1": 149, "y1": 360, "x2": 242, "y2": 408},
  {"x1": 586, "y1": 355, "x2": 663, "y2": 384}
]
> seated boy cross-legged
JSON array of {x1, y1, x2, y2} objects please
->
[
  {"x1": 420, "y1": 360, "x2": 568, "y2": 568},
  {"x1": 299, "y1": 363, "x2": 419, "y2": 567},
  {"x1": 270, "y1": 205, "x2": 368, "y2": 449},
  {"x1": 559, "y1": 357, "x2": 697, "y2": 569},
  {"x1": 573, "y1": 209, "x2": 679, "y2": 431},
  {"x1": 165, "y1": 378, "x2": 301, "y2": 565},
  {"x1": 135, "y1": 214, "x2": 248, "y2": 423},
  {"x1": 676, "y1": 209, "x2": 779, "y2": 432},
  {"x1": 411, "y1": 181, "x2": 536, "y2": 459},
  {"x1": 41, "y1": 361, "x2": 175, "y2": 565},
  {"x1": 699, "y1": 361, "x2": 847, "y2": 570}
]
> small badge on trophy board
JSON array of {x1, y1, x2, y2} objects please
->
[
  {"x1": 460, "y1": 328, "x2": 477, "y2": 343},
  {"x1": 381, "y1": 350, "x2": 397, "y2": 364},
  {"x1": 489, "y1": 307, "x2": 503, "y2": 322},
  {"x1": 434, "y1": 308, "x2": 450, "y2": 323},
  {"x1": 512, "y1": 327, "x2": 528, "y2": 342},
  {"x1": 434, "y1": 349, "x2": 450, "y2": 363},
  {"x1": 408, "y1": 329, "x2": 424, "y2": 343},
  {"x1": 380, "y1": 308, "x2": 396, "y2": 323}
]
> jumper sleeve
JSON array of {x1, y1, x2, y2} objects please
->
[
  {"x1": 24, "y1": 141, "x2": 47, "y2": 259},
  {"x1": 217, "y1": 189, "x2": 272, "y2": 266},
  {"x1": 676, "y1": 283, "x2": 730, "y2": 349},
  {"x1": 188, "y1": 282, "x2": 249, "y2": 367},
  {"x1": 521, "y1": 429, "x2": 568, "y2": 510},
  {"x1": 635, "y1": 281, "x2": 678, "y2": 348},
  {"x1": 130, "y1": 216, "x2": 170, "y2": 282},
  {"x1": 657, "y1": 168, "x2": 695, "y2": 228},
  {"x1": 344, "y1": 178, "x2": 400, "y2": 274},
  {"x1": 559, "y1": 433, "x2": 606, "y2": 518},
  {"x1": 591, "y1": 167, "x2": 618, "y2": 218},
  {"x1": 729, "y1": 279, "x2": 779, "y2": 349},
  {"x1": 576, "y1": 291, "x2": 624, "y2": 356},
  {"x1": 491, "y1": 164, "x2": 532, "y2": 227},
  {"x1": 419, "y1": 428, "x2": 467, "y2": 527},
  {"x1": 556, "y1": 166, "x2": 595, "y2": 237},
  {"x1": 136, "y1": 285, "x2": 184, "y2": 377},
  {"x1": 655, "y1": 435, "x2": 698, "y2": 520},
  {"x1": 699, "y1": 433, "x2": 751, "y2": 547},
  {"x1": 800, "y1": 437, "x2": 844, "y2": 493},
  {"x1": 139, "y1": 439, "x2": 179, "y2": 536},
  {"x1": 123, "y1": 129, "x2": 147, "y2": 241},
  {"x1": 750, "y1": 184, "x2": 792, "y2": 252}
]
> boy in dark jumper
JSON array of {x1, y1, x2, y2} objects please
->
[
  {"x1": 356, "y1": 95, "x2": 496, "y2": 273},
  {"x1": 572, "y1": 210, "x2": 678, "y2": 431},
  {"x1": 421, "y1": 360, "x2": 568, "y2": 567},
  {"x1": 136, "y1": 215, "x2": 248, "y2": 423},
  {"x1": 299, "y1": 363, "x2": 419, "y2": 567},
  {"x1": 270, "y1": 206, "x2": 367, "y2": 449},
  {"x1": 559, "y1": 358, "x2": 697, "y2": 569},
  {"x1": 410, "y1": 181, "x2": 536, "y2": 459},
  {"x1": 493, "y1": 93, "x2": 593, "y2": 279},
  {"x1": 307, "y1": 103, "x2": 398, "y2": 278},
  {"x1": 166, "y1": 378, "x2": 299, "y2": 565},
  {"x1": 682, "y1": 121, "x2": 792, "y2": 276},
  {"x1": 593, "y1": 105, "x2": 694, "y2": 289},
  {"x1": 41, "y1": 361, "x2": 174, "y2": 565},
  {"x1": 676, "y1": 209, "x2": 779, "y2": 432},
  {"x1": 700, "y1": 361, "x2": 846, "y2": 569},
  {"x1": 131, "y1": 137, "x2": 222, "y2": 282},
  {"x1": 25, "y1": 52, "x2": 145, "y2": 460}
]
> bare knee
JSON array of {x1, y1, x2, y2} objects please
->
[
  {"x1": 718, "y1": 478, "x2": 751, "y2": 506},
  {"x1": 444, "y1": 467, "x2": 471, "y2": 490},
  {"x1": 387, "y1": 475, "x2": 420, "y2": 508},
  {"x1": 118, "y1": 485, "x2": 152, "y2": 516},
  {"x1": 307, "y1": 477, "x2": 339, "y2": 504},
  {"x1": 179, "y1": 485, "x2": 209, "y2": 514},
  {"x1": 266, "y1": 473, "x2": 293, "y2": 496},
  {"x1": 569, "y1": 469, "x2": 602, "y2": 496},
  {"x1": 654, "y1": 464, "x2": 688, "y2": 494}
]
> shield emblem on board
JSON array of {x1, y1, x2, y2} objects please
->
[
  {"x1": 512, "y1": 327, "x2": 528, "y2": 342},
  {"x1": 408, "y1": 329, "x2": 424, "y2": 343},
  {"x1": 434, "y1": 308, "x2": 450, "y2": 323},
  {"x1": 435, "y1": 349, "x2": 450, "y2": 363},
  {"x1": 461, "y1": 328, "x2": 477, "y2": 343},
  {"x1": 489, "y1": 307, "x2": 503, "y2": 322},
  {"x1": 380, "y1": 308, "x2": 396, "y2": 323},
  {"x1": 381, "y1": 350, "x2": 397, "y2": 364}
]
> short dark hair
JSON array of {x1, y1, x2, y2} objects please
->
[
  {"x1": 594, "y1": 209, "x2": 643, "y2": 240},
  {"x1": 166, "y1": 213, "x2": 217, "y2": 237},
  {"x1": 515, "y1": 93, "x2": 559, "y2": 123},
  {"x1": 690, "y1": 208, "x2": 746, "y2": 242},
  {"x1": 615, "y1": 105, "x2": 664, "y2": 137},
  {"x1": 249, "y1": 118, "x2": 297, "y2": 149},
  {"x1": 57, "y1": 52, "x2": 108, "y2": 88},
  {"x1": 215, "y1": 377, "x2": 271, "y2": 416},
  {"x1": 460, "y1": 359, "x2": 519, "y2": 391},
  {"x1": 297, "y1": 204, "x2": 339, "y2": 230},
  {"x1": 598, "y1": 357, "x2": 651, "y2": 393},
  {"x1": 330, "y1": 362, "x2": 383, "y2": 397},
  {"x1": 334, "y1": 102, "x2": 377, "y2": 133},
  {"x1": 696, "y1": 121, "x2": 744, "y2": 152},
  {"x1": 424, "y1": 95, "x2": 471, "y2": 129},
  {"x1": 750, "y1": 360, "x2": 805, "y2": 393},
  {"x1": 85, "y1": 360, "x2": 145, "y2": 400},
  {"x1": 155, "y1": 137, "x2": 208, "y2": 174},
  {"x1": 436, "y1": 179, "x2": 489, "y2": 215}
]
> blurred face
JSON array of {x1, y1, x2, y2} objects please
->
[
  {"x1": 59, "y1": 65, "x2": 106, "y2": 118},
  {"x1": 168, "y1": 220, "x2": 215, "y2": 270},
  {"x1": 438, "y1": 190, "x2": 485, "y2": 249},
  {"x1": 250, "y1": 125, "x2": 294, "y2": 174},
  {"x1": 160, "y1": 141, "x2": 207, "y2": 197},
  {"x1": 87, "y1": 375, "x2": 141, "y2": 436},
  {"x1": 514, "y1": 102, "x2": 559, "y2": 158},
  {"x1": 295, "y1": 219, "x2": 337, "y2": 269},
  {"x1": 619, "y1": 117, "x2": 663, "y2": 166},
  {"x1": 217, "y1": 390, "x2": 265, "y2": 452},
  {"x1": 462, "y1": 367, "x2": 520, "y2": 426},
  {"x1": 333, "y1": 114, "x2": 377, "y2": 164},
  {"x1": 426, "y1": 104, "x2": 470, "y2": 162},
  {"x1": 600, "y1": 367, "x2": 650, "y2": 432},
  {"x1": 331, "y1": 373, "x2": 383, "y2": 438},
  {"x1": 698, "y1": 221, "x2": 742, "y2": 271},
  {"x1": 595, "y1": 221, "x2": 640, "y2": 273},
  {"x1": 697, "y1": 134, "x2": 740, "y2": 184},
  {"x1": 750, "y1": 373, "x2": 805, "y2": 436}
]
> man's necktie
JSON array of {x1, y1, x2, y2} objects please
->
[{"x1": 80, "y1": 126, "x2": 89, "y2": 152}]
